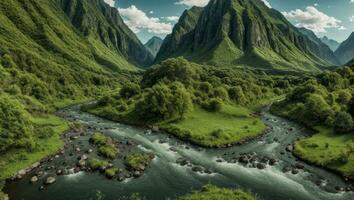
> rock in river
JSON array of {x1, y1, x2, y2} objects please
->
[
  {"x1": 45, "y1": 177, "x2": 56, "y2": 185},
  {"x1": 30, "y1": 176, "x2": 39, "y2": 183}
]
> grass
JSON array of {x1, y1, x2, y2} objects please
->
[
  {"x1": 294, "y1": 126, "x2": 354, "y2": 178},
  {"x1": 0, "y1": 114, "x2": 68, "y2": 180},
  {"x1": 179, "y1": 185, "x2": 256, "y2": 200},
  {"x1": 105, "y1": 168, "x2": 119, "y2": 178},
  {"x1": 160, "y1": 105, "x2": 266, "y2": 147},
  {"x1": 98, "y1": 144, "x2": 118, "y2": 159},
  {"x1": 124, "y1": 153, "x2": 154, "y2": 171},
  {"x1": 90, "y1": 132, "x2": 109, "y2": 146},
  {"x1": 87, "y1": 158, "x2": 109, "y2": 170}
]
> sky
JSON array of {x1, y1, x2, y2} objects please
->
[{"x1": 104, "y1": 0, "x2": 354, "y2": 43}]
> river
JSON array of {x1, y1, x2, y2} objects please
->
[{"x1": 4, "y1": 105, "x2": 353, "y2": 200}]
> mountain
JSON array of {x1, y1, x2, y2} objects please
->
[
  {"x1": 0, "y1": 0, "x2": 153, "y2": 107},
  {"x1": 144, "y1": 36, "x2": 163, "y2": 57},
  {"x1": 156, "y1": 0, "x2": 339, "y2": 72},
  {"x1": 335, "y1": 32, "x2": 354, "y2": 65},
  {"x1": 320, "y1": 36, "x2": 340, "y2": 52}
]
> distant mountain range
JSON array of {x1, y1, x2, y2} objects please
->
[
  {"x1": 145, "y1": 37, "x2": 163, "y2": 57},
  {"x1": 320, "y1": 36, "x2": 340, "y2": 52},
  {"x1": 156, "y1": 0, "x2": 339, "y2": 72},
  {"x1": 335, "y1": 32, "x2": 354, "y2": 65}
]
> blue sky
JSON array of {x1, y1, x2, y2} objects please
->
[{"x1": 105, "y1": 0, "x2": 354, "y2": 43}]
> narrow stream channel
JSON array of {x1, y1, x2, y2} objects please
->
[{"x1": 5, "y1": 105, "x2": 354, "y2": 200}]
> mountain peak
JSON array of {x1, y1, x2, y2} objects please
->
[
  {"x1": 145, "y1": 37, "x2": 163, "y2": 58},
  {"x1": 335, "y1": 32, "x2": 354, "y2": 64},
  {"x1": 156, "y1": 0, "x2": 339, "y2": 72}
]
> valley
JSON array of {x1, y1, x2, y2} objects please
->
[{"x1": 0, "y1": 0, "x2": 353, "y2": 200}]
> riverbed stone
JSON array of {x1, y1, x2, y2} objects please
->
[
  {"x1": 256, "y1": 163, "x2": 266, "y2": 170},
  {"x1": 30, "y1": 176, "x2": 39, "y2": 183},
  {"x1": 286, "y1": 145, "x2": 293, "y2": 152},
  {"x1": 45, "y1": 177, "x2": 56, "y2": 185},
  {"x1": 291, "y1": 169, "x2": 299, "y2": 175}
]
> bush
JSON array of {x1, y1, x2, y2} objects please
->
[
  {"x1": 98, "y1": 144, "x2": 118, "y2": 159},
  {"x1": 119, "y1": 83, "x2": 141, "y2": 99},
  {"x1": 334, "y1": 112, "x2": 353, "y2": 133},
  {"x1": 202, "y1": 99, "x2": 223, "y2": 112},
  {"x1": 90, "y1": 132, "x2": 108, "y2": 146},
  {"x1": 124, "y1": 153, "x2": 154, "y2": 171},
  {"x1": 87, "y1": 158, "x2": 108, "y2": 170},
  {"x1": 105, "y1": 167, "x2": 118, "y2": 178}
]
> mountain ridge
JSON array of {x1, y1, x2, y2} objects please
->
[
  {"x1": 320, "y1": 36, "x2": 340, "y2": 52},
  {"x1": 335, "y1": 32, "x2": 354, "y2": 65},
  {"x1": 156, "y1": 0, "x2": 339, "y2": 72},
  {"x1": 145, "y1": 36, "x2": 163, "y2": 57}
]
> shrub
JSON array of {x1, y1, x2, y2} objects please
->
[
  {"x1": 90, "y1": 132, "x2": 108, "y2": 146},
  {"x1": 119, "y1": 83, "x2": 141, "y2": 99},
  {"x1": 124, "y1": 153, "x2": 154, "y2": 171},
  {"x1": 334, "y1": 112, "x2": 353, "y2": 133},
  {"x1": 202, "y1": 99, "x2": 223, "y2": 112},
  {"x1": 105, "y1": 167, "x2": 118, "y2": 178},
  {"x1": 87, "y1": 158, "x2": 108, "y2": 170},
  {"x1": 98, "y1": 144, "x2": 118, "y2": 159}
]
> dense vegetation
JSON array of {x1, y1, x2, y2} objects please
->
[
  {"x1": 271, "y1": 63, "x2": 354, "y2": 177},
  {"x1": 156, "y1": 0, "x2": 339, "y2": 72},
  {"x1": 178, "y1": 185, "x2": 256, "y2": 200},
  {"x1": 86, "y1": 57, "x2": 297, "y2": 147}
]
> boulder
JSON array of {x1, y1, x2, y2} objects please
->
[
  {"x1": 30, "y1": 176, "x2": 39, "y2": 183},
  {"x1": 286, "y1": 145, "x2": 293, "y2": 152},
  {"x1": 152, "y1": 126, "x2": 159, "y2": 132},
  {"x1": 45, "y1": 177, "x2": 56, "y2": 185},
  {"x1": 256, "y1": 163, "x2": 266, "y2": 170},
  {"x1": 295, "y1": 163, "x2": 305, "y2": 169},
  {"x1": 269, "y1": 158, "x2": 277, "y2": 166}
]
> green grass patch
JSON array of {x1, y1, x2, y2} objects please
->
[
  {"x1": 294, "y1": 127, "x2": 354, "y2": 178},
  {"x1": 0, "y1": 114, "x2": 68, "y2": 180},
  {"x1": 160, "y1": 105, "x2": 266, "y2": 148},
  {"x1": 124, "y1": 153, "x2": 154, "y2": 171},
  {"x1": 179, "y1": 185, "x2": 256, "y2": 200},
  {"x1": 90, "y1": 132, "x2": 109, "y2": 146},
  {"x1": 87, "y1": 158, "x2": 109, "y2": 170},
  {"x1": 105, "y1": 167, "x2": 119, "y2": 178},
  {"x1": 98, "y1": 144, "x2": 118, "y2": 159}
]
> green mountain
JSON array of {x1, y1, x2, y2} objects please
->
[
  {"x1": 335, "y1": 32, "x2": 354, "y2": 65},
  {"x1": 156, "y1": 0, "x2": 339, "y2": 72},
  {"x1": 144, "y1": 36, "x2": 163, "y2": 57},
  {"x1": 320, "y1": 36, "x2": 340, "y2": 52}
]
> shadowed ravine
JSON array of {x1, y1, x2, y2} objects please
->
[{"x1": 5, "y1": 105, "x2": 354, "y2": 200}]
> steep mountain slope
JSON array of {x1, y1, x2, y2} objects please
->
[
  {"x1": 144, "y1": 36, "x2": 163, "y2": 57},
  {"x1": 320, "y1": 36, "x2": 340, "y2": 52},
  {"x1": 335, "y1": 32, "x2": 354, "y2": 65},
  {"x1": 59, "y1": 0, "x2": 153, "y2": 67},
  {"x1": 156, "y1": 0, "x2": 339, "y2": 72}
]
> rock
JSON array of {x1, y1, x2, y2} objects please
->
[
  {"x1": 80, "y1": 155, "x2": 88, "y2": 160},
  {"x1": 256, "y1": 163, "x2": 266, "y2": 170},
  {"x1": 345, "y1": 187, "x2": 352, "y2": 192},
  {"x1": 169, "y1": 147, "x2": 177, "y2": 152},
  {"x1": 282, "y1": 166, "x2": 292, "y2": 173},
  {"x1": 31, "y1": 162, "x2": 41, "y2": 169},
  {"x1": 291, "y1": 169, "x2": 299, "y2": 175},
  {"x1": 192, "y1": 166, "x2": 204, "y2": 173},
  {"x1": 295, "y1": 163, "x2": 305, "y2": 169},
  {"x1": 117, "y1": 175, "x2": 125, "y2": 182},
  {"x1": 36, "y1": 171, "x2": 44, "y2": 177},
  {"x1": 238, "y1": 155, "x2": 249, "y2": 164},
  {"x1": 335, "y1": 186, "x2": 344, "y2": 191},
  {"x1": 39, "y1": 186, "x2": 45, "y2": 191},
  {"x1": 176, "y1": 158, "x2": 189, "y2": 166},
  {"x1": 216, "y1": 159, "x2": 223, "y2": 163},
  {"x1": 3, "y1": 194, "x2": 9, "y2": 200},
  {"x1": 269, "y1": 158, "x2": 277, "y2": 166},
  {"x1": 45, "y1": 177, "x2": 56, "y2": 185},
  {"x1": 286, "y1": 145, "x2": 293, "y2": 152},
  {"x1": 75, "y1": 147, "x2": 81, "y2": 152},
  {"x1": 18, "y1": 169, "x2": 26, "y2": 176},
  {"x1": 133, "y1": 171, "x2": 141, "y2": 177},
  {"x1": 30, "y1": 176, "x2": 39, "y2": 183},
  {"x1": 56, "y1": 170, "x2": 63, "y2": 175},
  {"x1": 87, "y1": 149, "x2": 93, "y2": 153},
  {"x1": 158, "y1": 139, "x2": 166, "y2": 144},
  {"x1": 55, "y1": 155, "x2": 60, "y2": 159},
  {"x1": 152, "y1": 126, "x2": 159, "y2": 132}
]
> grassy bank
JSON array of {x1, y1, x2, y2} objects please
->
[
  {"x1": 293, "y1": 127, "x2": 354, "y2": 178},
  {"x1": 179, "y1": 185, "x2": 256, "y2": 200},
  {"x1": 160, "y1": 105, "x2": 266, "y2": 147}
]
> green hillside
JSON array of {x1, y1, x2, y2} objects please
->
[{"x1": 156, "y1": 0, "x2": 339, "y2": 72}]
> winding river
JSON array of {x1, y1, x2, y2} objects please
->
[{"x1": 4, "y1": 105, "x2": 354, "y2": 200}]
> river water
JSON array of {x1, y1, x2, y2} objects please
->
[{"x1": 5, "y1": 105, "x2": 353, "y2": 200}]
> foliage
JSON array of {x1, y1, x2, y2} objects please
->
[
  {"x1": 87, "y1": 158, "x2": 109, "y2": 170},
  {"x1": 179, "y1": 185, "x2": 256, "y2": 200},
  {"x1": 90, "y1": 132, "x2": 108, "y2": 146},
  {"x1": 98, "y1": 144, "x2": 118, "y2": 159},
  {"x1": 105, "y1": 168, "x2": 119, "y2": 178},
  {"x1": 124, "y1": 153, "x2": 154, "y2": 171}
]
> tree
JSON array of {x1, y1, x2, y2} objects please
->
[
  {"x1": 228, "y1": 86, "x2": 246, "y2": 105},
  {"x1": 334, "y1": 112, "x2": 353, "y2": 133},
  {"x1": 337, "y1": 90, "x2": 351, "y2": 105},
  {"x1": 119, "y1": 83, "x2": 141, "y2": 99},
  {"x1": 304, "y1": 94, "x2": 334, "y2": 125}
]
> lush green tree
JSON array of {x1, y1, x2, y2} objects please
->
[
  {"x1": 0, "y1": 95, "x2": 35, "y2": 152},
  {"x1": 304, "y1": 94, "x2": 334, "y2": 125},
  {"x1": 228, "y1": 86, "x2": 246, "y2": 105},
  {"x1": 334, "y1": 112, "x2": 353, "y2": 133},
  {"x1": 337, "y1": 90, "x2": 352, "y2": 105},
  {"x1": 119, "y1": 83, "x2": 141, "y2": 99}
]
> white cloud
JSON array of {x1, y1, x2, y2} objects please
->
[
  {"x1": 351, "y1": 0, "x2": 354, "y2": 3},
  {"x1": 104, "y1": 0, "x2": 115, "y2": 7},
  {"x1": 350, "y1": 15, "x2": 354, "y2": 22},
  {"x1": 118, "y1": 5, "x2": 173, "y2": 34},
  {"x1": 282, "y1": 6, "x2": 344, "y2": 33},
  {"x1": 162, "y1": 16, "x2": 180, "y2": 22},
  {"x1": 175, "y1": 0, "x2": 209, "y2": 7},
  {"x1": 261, "y1": 0, "x2": 272, "y2": 8}
]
